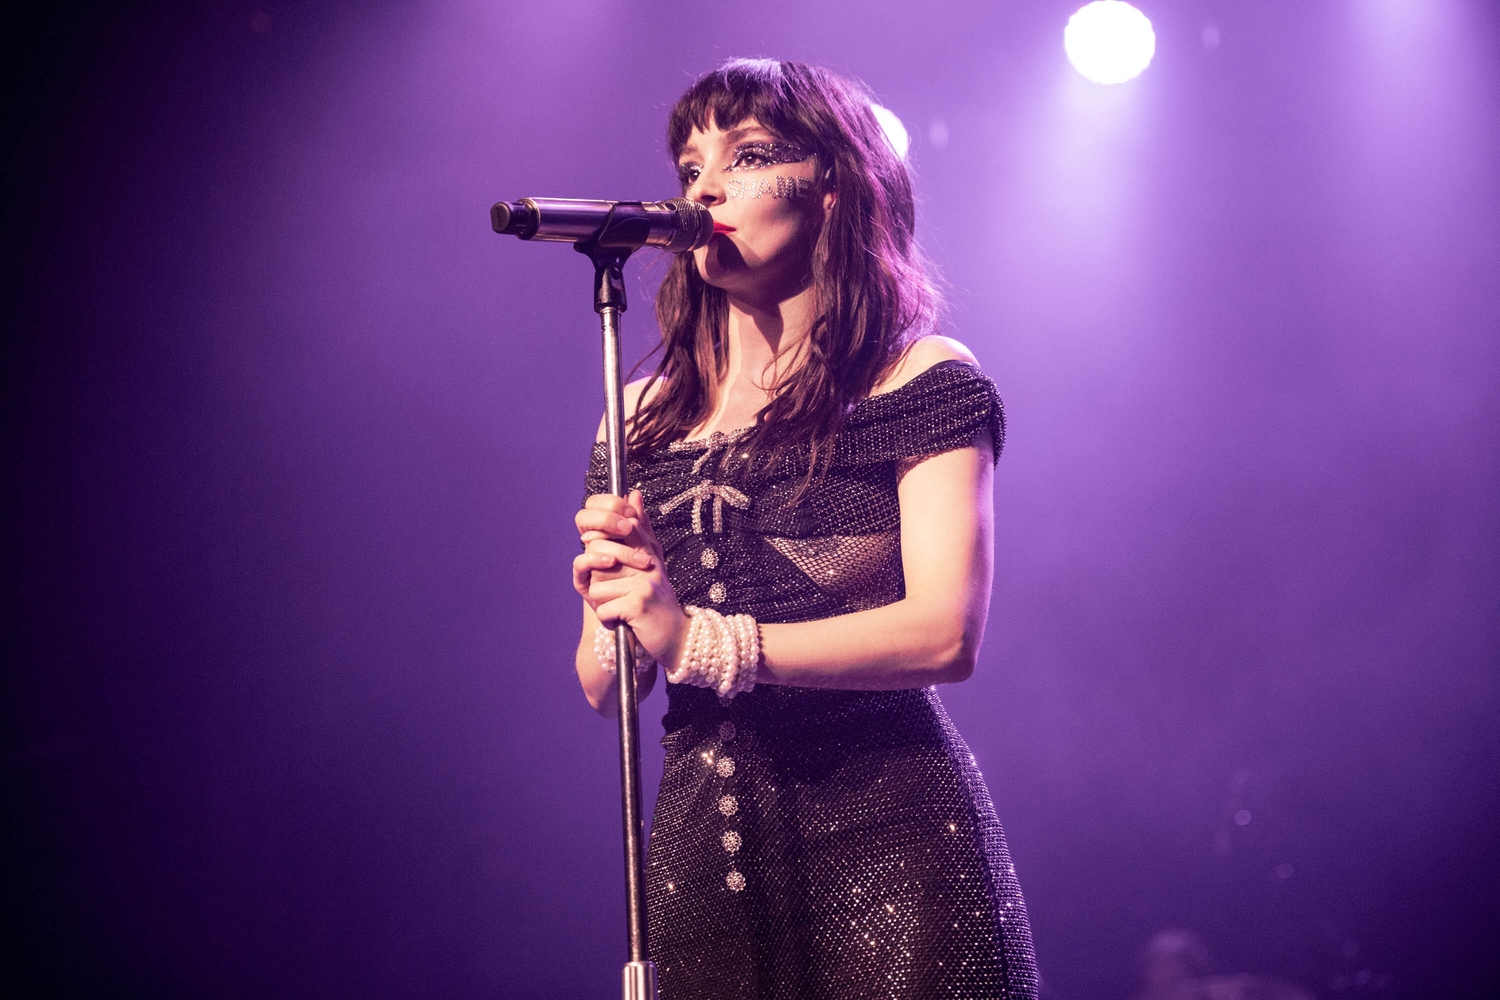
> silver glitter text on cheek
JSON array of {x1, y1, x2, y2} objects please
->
[{"x1": 726, "y1": 175, "x2": 813, "y2": 200}]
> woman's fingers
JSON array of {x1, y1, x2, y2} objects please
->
[
  {"x1": 583, "y1": 493, "x2": 639, "y2": 518},
  {"x1": 573, "y1": 546, "x2": 655, "y2": 602},
  {"x1": 576, "y1": 494, "x2": 640, "y2": 541},
  {"x1": 575, "y1": 510, "x2": 636, "y2": 539},
  {"x1": 572, "y1": 492, "x2": 675, "y2": 633},
  {"x1": 624, "y1": 489, "x2": 667, "y2": 556},
  {"x1": 585, "y1": 538, "x2": 654, "y2": 570},
  {"x1": 592, "y1": 592, "x2": 647, "y2": 628},
  {"x1": 574, "y1": 540, "x2": 653, "y2": 576},
  {"x1": 585, "y1": 580, "x2": 646, "y2": 623},
  {"x1": 572, "y1": 552, "x2": 603, "y2": 597}
]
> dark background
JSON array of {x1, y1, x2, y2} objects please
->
[{"x1": 4, "y1": 1, "x2": 1498, "y2": 997}]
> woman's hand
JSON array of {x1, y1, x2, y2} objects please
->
[{"x1": 573, "y1": 489, "x2": 688, "y2": 671}]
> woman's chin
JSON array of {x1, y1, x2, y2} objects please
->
[
  {"x1": 698, "y1": 258, "x2": 754, "y2": 292},
  {"x1": 699, "y1": 238, "x2": 748, "y2": 278},
  {"x1": 699, "y1": 265, "x2": 745, "y2": 290}
]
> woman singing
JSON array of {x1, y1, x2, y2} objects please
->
[{"x1": 572, "y1": 59, "x2": 1038, "y2": 999}]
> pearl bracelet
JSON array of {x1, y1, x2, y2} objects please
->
[
  {"x1": 667, "y1": 606, "x2": 760, "y2": 703},
  {"x1": 593, "y1": 625, "x2": 656, "y2": 676}
]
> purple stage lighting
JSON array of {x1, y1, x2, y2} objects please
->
[{"x1": 1065, "y1": 1, "x2": 1157, "y2": 84}]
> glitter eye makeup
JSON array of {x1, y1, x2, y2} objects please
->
[
  {"x1": 676, "y1": 138, "x2": 812, "y2": 194},
  {"x1": 726, "y1": 141, "x2": 811, "y2": 172}
]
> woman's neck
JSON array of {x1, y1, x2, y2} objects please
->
[
  {"x1": 725, "y1": 283, "x2": 817, "y2": 389},
  {"x1": 694, "y1": 284, "x2": 817, "y2": 437}
]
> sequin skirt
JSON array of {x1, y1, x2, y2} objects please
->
[{"x1": 647, "y1": 684, "x2": 1039, "y2": 1000}]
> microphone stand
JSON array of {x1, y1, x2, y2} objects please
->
[{"x1": 576, "y1": 237, "x2": 657, "y2": 1000}]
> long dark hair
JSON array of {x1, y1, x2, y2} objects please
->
[{"x1": 630, "y1": 59, "x2": 942, "y2": 484}]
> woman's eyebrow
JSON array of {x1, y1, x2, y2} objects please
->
[{"x1": 723, "y1": 125, "x2": 776, "y2": 143}]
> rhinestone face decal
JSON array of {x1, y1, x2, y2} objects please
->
[
  {"x1": 718, "y1": 795, "x2": 738, "y2": 817},
  {"x1": 724, "y1": 174, "x2": 814, "y2": 201}
]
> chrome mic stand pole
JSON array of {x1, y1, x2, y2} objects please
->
[
  {"x1": 578, "y1": 238, "x2": 657, "y2": 1000},
  {"x1": 491, "y1": 194, "x2": 710, "y2": 999}
]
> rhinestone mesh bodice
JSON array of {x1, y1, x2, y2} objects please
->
[{"x1": 584, "y1": 361, "x2": 1038, "y2": 999}]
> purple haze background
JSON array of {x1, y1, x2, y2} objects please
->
[{"x1": 3, "y1": 1, "x2": 1497, "y2": 997}]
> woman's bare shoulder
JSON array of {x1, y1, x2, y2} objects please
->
[
  {"x1": 872, "y1": 335, "x2": 981, "y2": 396},
  {"x1": 625, "y1": 375, "x2": 664, "y2": 410},
  {"x1": 596, "y1": 376, "x2": 666, "y2": 442}
]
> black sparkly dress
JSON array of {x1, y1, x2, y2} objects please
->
[{"x1": 585, "y1": 361, "x2": 1038, "y2": 1000}]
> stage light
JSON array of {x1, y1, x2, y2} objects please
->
[
  {"x1": 871, "y1": 104, "x2": 910, "y2": 160},
  {"x1": 1064, "y1": 1, "x2": 1156, "y2": 85}
]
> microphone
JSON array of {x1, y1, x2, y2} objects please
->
[{"x1": 490, "y1": 197, "x2": 713, "y2": 253}]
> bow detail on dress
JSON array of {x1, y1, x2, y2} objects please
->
[
  {"x1": 660, "y1": 480, "x2": 750, "y2": 535},
  {"x1": 688, "y1": 430, "x2": 743, "y2": 476}
]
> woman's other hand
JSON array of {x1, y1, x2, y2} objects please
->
[{"x1": 573, "y1": 489, "x2": 688, "y2": 677}]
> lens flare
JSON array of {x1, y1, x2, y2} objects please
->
[{"x1": 1065, "y1": 1, "x2": 1156, "y2": 85}]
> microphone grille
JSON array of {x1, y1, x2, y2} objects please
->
[{"x1": 661, "y1": 198, "x2": 713, "y2": 254}]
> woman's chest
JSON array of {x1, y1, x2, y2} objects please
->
[{"x1": 634, "y1": 452, "x2": 907, "y2": 620}]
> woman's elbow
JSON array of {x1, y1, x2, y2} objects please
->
[
  {"x1": 941, "y1": 649, "x2": 977, "y2": 684},
  {"x1": 932, "y1": 642, "x2": 977, "y2": 684},
  {"x1": 587, "y1": 688, "x2": 618, "y2": 717},
  {"x1": 577, "y1": 658, "x2": 619, "y2": 717},
  {"x1": 923, "y1": 624, "x2": 980, "y2": 684},
  {"x1": 901, "y1": 594, "x2": 986, "y2": 684}
]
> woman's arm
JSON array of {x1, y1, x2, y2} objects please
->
[
  {"x1": 574, "y1": 377, "x2": 672, "y2": 717},
  {"x1": 750, "y1": 336, "x2": 996, "y2": 686},
  {"x1": 757, "y1": 433, "x2": 994, "y2": 689},
  {"x1": 574, "y1": 343, "x2": 998, "y2": 702},
  {"x1": 575, "y1": 585, "x2": 661, "y2": 718},
  {"x1": 746, "y1": 335, "x2": 995, "y2": 687},
  {"x1": 576, "y1": 436, "x2": 994, "y2": 694}
]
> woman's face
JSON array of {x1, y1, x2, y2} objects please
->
[{"x1": 676, "y1": 117, "x2": 832, "y2": 302}]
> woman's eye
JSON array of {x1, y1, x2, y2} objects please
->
[
  {"x1": 677, "y1": 163, "x2": 702, "y2": 186},
  {"x1": 728, "y1": 142, "x2": 809, "y2": 171}
]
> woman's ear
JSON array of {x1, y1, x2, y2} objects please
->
[{"x1": 822, "y1": 164, "x2": 836, "y2": 217}]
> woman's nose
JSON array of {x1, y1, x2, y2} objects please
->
[{"x1": 690, "y1": 176, "x2": 723, "y2": 207}]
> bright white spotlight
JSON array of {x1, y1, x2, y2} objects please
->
[
  {"x1": 870, "y1": 104, "x2": 910, "y2": 160},
  {"x1": 1065, "y1": 1, "x2": 1156, "y2": 85}
]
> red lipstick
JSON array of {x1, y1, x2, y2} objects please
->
[{"x1": 713, "y1": 221, "x2": 736, "y2": 234}]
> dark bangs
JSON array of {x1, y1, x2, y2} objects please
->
[{"x1": 668, "y1": 59, "x2": 820, "y2": 160}]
